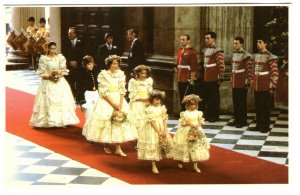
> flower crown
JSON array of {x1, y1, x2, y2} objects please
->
[
  {"x1": 150, "y1": 89, "x2": 166, "y2": 99},
  {"x1": 105, "y1": 55, "x2": 121, "y2": 66},
  {"x1": 134, "y1": 64, "x2": 151, "y2": 73},
  {"x1": 182, "y1": 94, "x2": 202, "y2": 104}
]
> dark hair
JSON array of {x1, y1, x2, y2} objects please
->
[
  {"x1": 82, "y1": 55, "x2": 94, "y2": 67},
  {"x1": 133, "y1": 64, "x2": 151, "y2": 78},
  {"x1": 149, "y1": 90, "x2": 166, "y2": 104},
  {"x1": 182, "y1": 34, "x2": 190, "y2": 41},
  {"x1": 127, "y1": 29, "x2": 138, "y2": 37},
  {"x1": 27, "y1": 16, "x2": 35, "y2": 22},
  {"x1": 68, "y1": 27, "x2": 77, "y2": 34},
  {"x1": 39, "y1": 17, "x2": 46, "y2": 24},
  {"x1": 205, "y1": 31, "x2": 217, "y2": 39},
  {"x1": 47, "y1": 42, "x2": 56, "y2": 54},
  {"x1": 105, "y1": 55, "x2": 121, "y2": 68},
  {"x1": 257, "y1": 35, "x2": 269, "y2": 44},
  {"x1": 104, "y1": 32, "x2": 113, "y2": 40},
  {"x1": 234, "y1": 36, "x2": 244, "y2": 44},
  {"x1": 182, "y1": 94, "x2": 202, "y2": 110}
]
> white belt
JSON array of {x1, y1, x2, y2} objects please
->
[
  {"x1": 232, "y1": 69, "x2": 245, "y2": 73},
  {"x1": 204, "y1": 63, "x2": 216, "y2": 68},
  {"x1": 178, "y1": 65, "x2": 191, "y2": 70},
  {"x1": 255, "y1": 71, "x2": 269, "y2": 75}
]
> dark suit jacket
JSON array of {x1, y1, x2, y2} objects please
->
[
  {"x1": 96, "y1": 44, "x2": 119, "y2": 70},
  {"x1": 128, "y1": 39, "x2": 145, "y2": 71},
  {"x1": 62, "y1": 39, "x2": 86, "y2": 71},
  {"x1": 76, "y1": 66, "x2": 100, "y2": 104}
]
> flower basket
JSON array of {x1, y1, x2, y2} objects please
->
[
  {"x1": 111, "y1": 111, "x2": 127, "y2": 124},
  {"x1": 187, "y1": 128, "x2": 204, "y2": 149},
  {"x1": 159, "y1": 135, "x2": 172, "y2": 156}
]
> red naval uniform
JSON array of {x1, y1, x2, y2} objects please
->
[
  {"x1": 200, "y1": 45, "x2": 225, "y2": 122},
  {"x1": 231, "y1": 50, "x2": 253, "y2": 127},
  {"x1": 176, "y1": 46, "x2": 198, "y2": 111},
  {"x1": 251, "y1": 50, "x2": 279, "y2": 132}
]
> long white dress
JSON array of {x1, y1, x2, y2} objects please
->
[
  {"x1": 172, "y1": 110, "x2": 210, "y2": 162},
  {"x1": 29, "y1": 54, "x2": 80, "y2": 127},
  {"x1": 82, "y1": 69, "x2": 138, "y2": 143},
  {"x1": 128, "y1": 77, "x2": 153, "y2": 136},
  {"x1": 137, "y1": 104, "x2": 173, "y2": 161}
]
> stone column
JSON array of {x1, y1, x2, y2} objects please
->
[
  {"x1": 174, "y1": 7, "x2": 201, "y2": 55},
  {"x1": 11, "y1": 7, "x2": 45, "y2": 33},
  {"x1": 206, "y1": 6, "x2": 254, "y2": 58},
  {"x1": 48, "y1": 7, "x2": 61, "y2": 53},
  {"x1": 205, "y1": 6, "x2": 255, "y2": 112},
  {"x1": 7, "y1": 7, "x2": 45, "y2": 69}
]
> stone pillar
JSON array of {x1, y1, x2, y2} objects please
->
[
  {"x1": 206, "y1": 6, "x2": 254, "y2": 58},
  {"x1": 11, "y1": 7, "x2": 45, "y2": 33},
  {"x1": 174, "y1": 7, "x2": 201, "y2": 55},
  {"x1": 7, "y1": 7, "x2": 45, "y2": 69},
  {"x1": 204, "y1": 6, "x2": 255, "y2": 112},
  {"x1": 48, "y1": 7, "x2": 61, "y2": 53},
  {"x1": 153, "y1": 7, "x2": 175, "y2": 56}
]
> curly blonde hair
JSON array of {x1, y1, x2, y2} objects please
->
[
  {"x1": 105, "y1": 55, "x2": 121, "y2": 68},
  {"x1": 182, "y1": 94, "x2": 202, "y2": 109},
  {"x1": 133, "y1": 64, "x2": 151, "y2": 78},
  {"x1": 149, "y1": 89, "x2": 166, "y2": 104}
]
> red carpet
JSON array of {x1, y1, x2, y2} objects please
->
[{"x1": 5, "y1": 87, "x2": 288, "y2": 184}]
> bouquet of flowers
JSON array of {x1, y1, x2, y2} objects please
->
[
  {"x1": 159, "y1": 135, "x2": 172, "y2": 156},
  {"x1": 111, "y1": 111, "x2": 127, "y2": 124},
  {"x1": 50, "y1": 70, "x2": 60, "y2": 83},
  {"x1": 187, "y1": 127, "x2": 204, "y2": 149}
]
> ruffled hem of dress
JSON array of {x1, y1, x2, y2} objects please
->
[{"x1": 82, "y1": 118, "x2": 138, "y2": 143}]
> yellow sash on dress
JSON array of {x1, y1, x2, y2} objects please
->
[
  {"x1": 109, "y1": 86, "x2": 119, "y2": 92},
  {"x1": 189, "y1": 117, "x2": 198, "y2": 122},
  {"x1": 138, "y1": 91, "x2": 148, "y2": 98}
]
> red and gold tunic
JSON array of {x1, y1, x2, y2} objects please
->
[
  {"x1": 231, "y1": 49, "x2": 253, "y2": 88},
  {"x1": 251, "y1": 51, "x2": 279, "y2": 91},
  {"x1": 202, "y1": 45, "x2": 225, "y2": 82},
  {"x1": 176, "y1": 47, "x2": 198, "y2": 82}
]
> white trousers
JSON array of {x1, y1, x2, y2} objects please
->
[{"x1": 82, "y1": 90, "x2": 99, "y2": 121}]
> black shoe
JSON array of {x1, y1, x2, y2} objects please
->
[
  {"x1": 248, "y1": 127, "x2": 260, "y2": 131},
  {"x1": 208, "y1": 119, "x2": 217, "y2": 122},
  {"x1": 236, "y1": 123, "x2": 247, "y2": 128},
  {"x1": 228, "y1": 121, "x2": 237, "y2": 126},
  {"x1": 260, "y1": 128, "x2": 271, "y2": 133}
]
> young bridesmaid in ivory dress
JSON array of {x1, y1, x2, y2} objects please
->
[
  {"x1": 172, "y1": 94, "x2": 210, "y2": 173},
  {"x1": 82, "y1": 55, "x2": 138, "y2": 156},
  {"x1": 137, "y1": 90, "x2": 173, "y2": 174},
  {"x1": 30, "y1": 41, "x2": 79, "y2": 128},
  {"x1": 128, "y1": 64, "x2": 153, "y2": 136}
]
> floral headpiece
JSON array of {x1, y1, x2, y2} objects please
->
[
  {"x1": 134, "y1": 64, "x2": 151, "y2": 73},
  {"x1": 150, "y1": 89, "x2": 166, "y2": 100},
  {"x1": 182, "y1": 94, "x2": 202, "y2": 104},
  {"x1": 105, "y1": 55, "x2": 121, "y2": 66}
]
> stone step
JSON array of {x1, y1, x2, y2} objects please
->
[{"x1": 6, "y1": 61, "x2": 31, "y2": 71}]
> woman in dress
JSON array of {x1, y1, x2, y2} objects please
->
[
  {"x1": 172, "y1": 94, "x2": 210, "y2": 173},
  {"x1": 137, "y1": 90, "x2": 173, "y2": 174},
  {"x1": 128, "y1": 64, "x2": 153, "y2": 136},
  {"x1": 29, "y1": 41, "x2": 80, "y2": 128},
  {"x1": 82, "y1": 55, "x2": 138, "y2": 157}
]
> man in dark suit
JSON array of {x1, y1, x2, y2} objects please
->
[
  {"x1": 127, "y1": 29, "x2": 145, "y2": 72},
  {"x1": 96, "y1": 32, "x2": 119, "y2": 70},
  {"x1": 62, "y1": 27, "x2": 85, "y2": 101}
]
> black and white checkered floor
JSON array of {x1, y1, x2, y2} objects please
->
[{"x1": 3, "y1": 70, "x2": 288, "y2": 186}]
